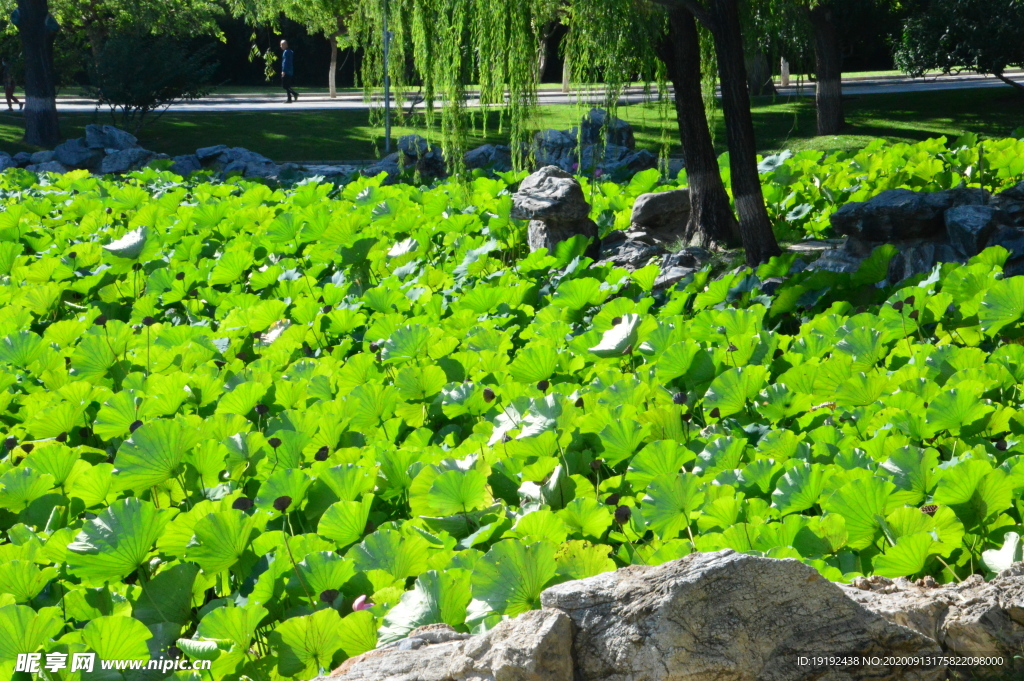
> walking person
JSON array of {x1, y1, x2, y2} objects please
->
[
  {"x1": 2, "y1": 57, "x2": 21, "y2": 112},
  {"x1": 280, "y1": 40, "x2": 299, "y2": 103}
]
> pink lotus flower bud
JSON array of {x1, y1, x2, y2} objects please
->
[{"x1": 352, "y1": 595, "x2": 374, "y2": 611}]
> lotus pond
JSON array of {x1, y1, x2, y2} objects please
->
[{"x1": 3, "y1": 135, "x2": 1024, "y2": 679}]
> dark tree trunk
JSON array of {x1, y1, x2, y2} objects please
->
[
  {"x1": 808, "y1": 3, "x2": 844, "y2": 135},
  {"x1": 17, "y1": 0, "x2": 59, "y2": 147},
  {"x1": 745, "y1": 50, "x2": 777, "y2": 97},
  {"x1": 699, "y1": 0, "x2": 781, "y2": 266},
  {"x1": 656, "y1": 6, "x2": 739, "y2": 249}
]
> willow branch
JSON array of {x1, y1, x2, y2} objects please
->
[{"x1": 650, "y1": 0, "x2": 713, "y2": 29}]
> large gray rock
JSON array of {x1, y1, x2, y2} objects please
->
[
  {"x1": 321, "y1": 611, "x2": 573, "y2": 681},
  {"x1": 13, "y1": 152, "x2": 31, "y2": 167},
  {"x1": 361, "y1": 152, "x2": 403, "y2": 184},
  {"x1": 533, "y1": 129, "x2": 577, "y2": 169},
  {"x1": 170, "y1": 154, "x2": 202, "y2": 177},
  {"x1": 26, "y1": 161, "x2": 69, "y2": 174},
  {"x1": 580, "y1": 108, "x2": 635, "y2": 149},
  {"x1": 465, "y1": 144, "x2": 513, "y2": 172},
  {"x1": 945, "y1": 205, "x2": 1009, "y2": 256},
  {"x1": 841, "y1": 567, "x2": 1024, "y2": 674},
  {"x1": 513, "y1": 166, "x2": 599, "y2": 256},
  {"x1": 30, "y1": 150, "x2": 54, "y2": 165},
  {"x1": 887, "y1": 241, "x2": 961, "y2": 282},
  {"x1": 54, "y1": 138, "x2": 104, "y2": 170},
  {"x1": 195, "y1": 144, "x2": 229, "y2": 163},
  {"x1": 84, "y1": 124, "x2": 138, "y2": 151},
  {"x1": 630, "y1": 189, "x2": 691, "y2": 245},
  {"x1": 0, "y1": 153, "x2": 15, "y2": 172},
  {"x1": 100, "y1": 147, "x2": 155, "y2": 175},
  {"x1": 831, "y1": 188, "x2": 988, "y2": 241},
  {"x1": 541, "y1": 550, "x2": 943, "y2": 681},
  {"x1": 512, "y1": 165, "x2": 591, "y2": 222}
]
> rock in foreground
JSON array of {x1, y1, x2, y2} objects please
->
[
  {"x1": 324, "y1": 610, "x2": 572, "y2": 681},
  {"x1": 543, "y1": 550, "x2": 942, "y2": 681}
]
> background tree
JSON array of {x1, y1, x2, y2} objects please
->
[
  {"x1": 567, "y1": 0, "x2": 740, "y2": 249},
  {"x1": 13, "y1": 0, "x2": 58, "y2": 146},
  {"x1": 669, "y1": 0, "x2": 781, "y2": 265},
  {"x1": 895, "y1": 0, "x2": 1024, "y2": 95},
  {"x1": 88, "y1": 33, "x2": 218, "y2": 133},
  {"x1": 226, "y1": 0, "x2": 357, "y2": 98}
]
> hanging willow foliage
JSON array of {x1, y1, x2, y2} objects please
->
[
  {"x1": 352, "y1": 0, "x2": 559, "y2": 174},
  {"x1": 563, "y1": 0, "x2": 720, "y2": 171}
]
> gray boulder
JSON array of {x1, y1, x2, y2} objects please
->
[
  {"x1": 831, "y1": 187, "x2": 988, "y2": 241},
  {"x1": 580, "y1": 108, "x2": 635, "y2": 149},
  {"x1": 84, "y1": 124, "x2": 138, "y2": 151},
  {"x1": 54, "y1": 138, "x2": 104, "y2": 170},
  {"x1": 397, "y1": 134, "x2": 430, "y2": 158},
  {"x1": 610, "y1": 149, "x2": 658, "y2": 176},
  {"x1": 988, "y1": 224, "x2": 1024, "y2": 260},
  {"x1": 630, "y1": 189, "x2": 691, "y2": 245},
  {"x1": 30, "y1": 150, "x2": 55, "y2": 165},
  {"x1": 100, "y1": 147, "x2": 155, "y2": 175},
  {"x1": 541, "y1": 550, "x2": 943, "y2": 681},
  {"x1": 533, "y1": 129, "x2": 577, "y2": 169},
  {"x1": 887, "y1": 241, "x2": 961, "y2": 282},
  {"x1": 362, "y1": 153, "x2": 403, "y2": 184},
  {"x1": 512, "y1": 165, "x2": 592, "y2": 222},
  {"x1": 513, "y1": 166, "x2": 599, "y2": 257},
  {"x1": 598, "y1": 234, "x2": 662, "y2": 270},
  {"x1": 170, "y1": 154, "x2": 202, "y2": 177},
  {"x1": 195, "y1": 144, "x2": 229, "y2": 163},
  {"x1": 13, "y1": 152, "x2": 31, "y2": 167},
  {"x1": 319, "y1": 611, "x2": 573, "y2": 681},
  {"x1": 0, "y1": 153, "x2": 15, "y2": 172},
  {"x1": 26, "y1": 161, "x2": 69, "y2": 174},
  {"x1": 945, "y1": 205, "x2": 1009, "y2": 256},
  {"x1": 464, "y1": 144, "x2": 513, "y2": 172},
  {"x1": 841, "y1": 567, "x2": 1024, "y2": 673}
]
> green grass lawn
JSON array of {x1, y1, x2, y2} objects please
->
[{"x1": 1, "y1": 86, "x2": 1022, "y2": 162}]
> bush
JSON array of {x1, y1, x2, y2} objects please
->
[{"x1": 88, "y1": 34, "x2": 218, "y2": 134}]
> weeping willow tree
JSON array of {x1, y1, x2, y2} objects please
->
[
  {"x1": 563, "y1": 0, "x2": 741, "y2": 250},
  {"x1": 351, "y1": 0, "x2": 561, "y2": 173}
]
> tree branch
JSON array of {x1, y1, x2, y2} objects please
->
[
  {"x1": 994, "y1": 70, "x2": 1024, "y2": 96},
  {"x1": 649, "y1": 0, "x2": 714, "y2": 29}
]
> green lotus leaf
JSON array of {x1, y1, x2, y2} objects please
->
[
  {"x1": 68, "y1": 498, "x2": 173, "y2": 583},
  {"x1": 0, "y1": 605, "x2": 63, "y2": 676},
  {"x1": 133, "y1": 562, "x2": 200, "y2": 626},
  {"x1": 113, "y1": 417, "x2": 204, "y2": 491},
  {"x1": 557, "y1": 497, "x2": 613, "y2": 541},
  {"x1": 466, "y1": 539, "x2": 558, "y2": 625},
  {"x1": 426, "y1": 469, "x2": 490, "y2": 517},
  {"x1": 642, "y1": 473, "x2": 704, "y2": 540},
  {"x1": 873, "y1": 532, "x2": 939, "y2": 579},
  {"x1": 197, "y1": 603, "x2": 269, "y2": 650},
  {"x1": 0, "y1": 561, "x2": 57, "y2": 603},
  {"x1": 377, "y1": 569, "x2": 472, "y2": 644},
  {"x1": 185, "y1": 509, "x2": 260, "y2": 574},
  {"x1": 270, "y1": 608, "x2": 374, "y2": 677},
  {"x1": 822, "y1": 477, "x2": 896, "y2": 551},
  {"x1": 350, "y1": 528, "x2": 430, "y2": 581},
  {"x1": 933, "y1": 459, "x2": 1013, "y2": 531},
  {"x1": 287, "y1": 551, "x2": 357, "y2": 599},
  {"x1": 0, "y1": 467, "x2": 55, "y2": 512},
  {"x1": 554, "y1": 540, "x2": 616, "y2": 580},
  {"x1": 255, "y1": 468, "x2": 312, "y2": 514},
  {"x1": 771, "y1": 462, "x2": 830, "y2": 516},
  {"x1": 83, "y1": 614, "x2": 152, "y2": 661},
  {"x1": 318, "y1": 494, "x2": 374, "y2": 547}
]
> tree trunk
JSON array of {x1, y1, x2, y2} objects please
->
[
  {"x1": 808, "y1": 3, "x2": 844, "y2": 135},
  {"x1": 329, "y1": 37, "x2": 338, "y2": 98},
  {"x1": 745, "y1": 50, "x2": 777, "y2": 96},
  {"x1": 561, "y1": 55, "x2": 570, "y2": 93},
  {"x1": 700, "y1": 0, "x2": 781, "y2": 265},
  {"x1": 657, "y1": 5, "x2": 739, "y2": 249},
  {"x1": 17, "y1": 0, "x2": 59, "y2": 148}
]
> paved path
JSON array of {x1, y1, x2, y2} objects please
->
[{"x1": 44, "y1": 70, "x2": 1024, "y2": 114}]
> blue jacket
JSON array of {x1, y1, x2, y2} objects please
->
[{"x1": 282, "y1": 49, "x2": 294, "y2": 77}]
